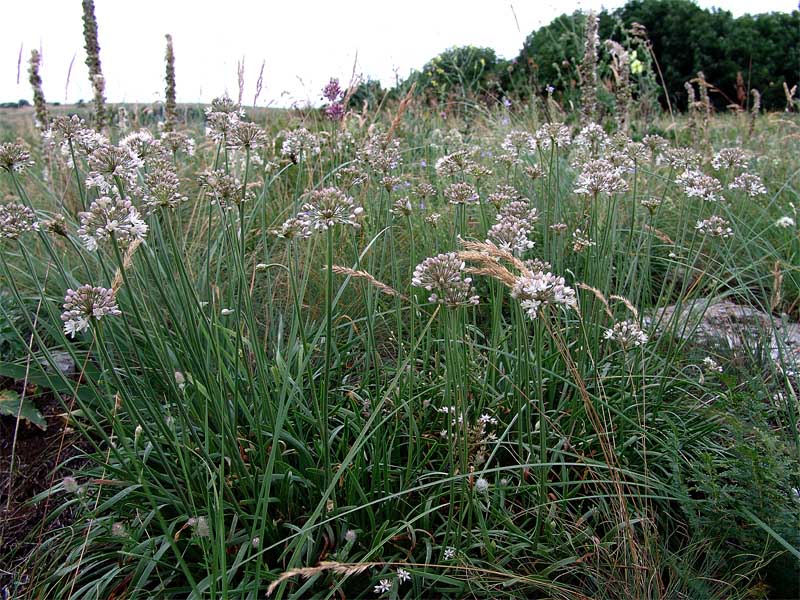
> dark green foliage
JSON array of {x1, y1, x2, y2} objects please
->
[
  {"x1": 406, "y1": 46, "x2": 503, "y2": 104},
  {"x1": 612, "y1": 0, "x2": 799, "y2": 110}
]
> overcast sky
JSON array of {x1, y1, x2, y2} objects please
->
[{"x1": 2, "y1": 0, "x2": 796, "y2": 108}]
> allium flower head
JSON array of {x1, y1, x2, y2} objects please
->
[
  {"x1": 227, "y1": 121, "x2": 267, "y2": 150},
  {"x1": 659, "y1": 147, "x2": 702, "y2": 171},
  {"x1": 297, "y1": 187, "x2": 363, "y2": 233},
  {"x1": 322, "y1": 78, "x2": 343, "y2": 102},
  {"x1": 604, "y1": 319, "x2": 648, "y2": 349},
  {"x1": 501, "y1": 129, "x2": 536, "y2": 159},
  {"x1": 642, "y1": 134, "x2": 668, "y2": 160},
  {"x1": 412, "y1": 253, "x2": 479, "y2": 307},
  {"x1": 511, "y1": 271, "x2": 577, "y2": 319},
  {"x1": 711, "y1": 147, "x2": 748, "y2": 171},
  {"x1": 435, "y1": 149, "x2": 477, "y2": 177},
  {"x1": 61, "y1": 285, "x2": 121, "y2": 337},
  {"x1": 573, "y1": 159, "x2": 629, "y2": 196},
  {"x1": 120, "y1": 130, "x2": 162, "y2": 161},
  {"x1": 444, "y1": 182, "x2": 479, "y2": 205},
  {"x1": 676, "y1": 169, "x2": 723, "y2": 202},
  {"x1": 498, "y1": 200, "x2": 539, "y2": 225},
  {"x1": 142, "y1": 158, "x2": 186, "y2": 212},
  {"x1": 199, "y1": 169, "x2": 253, "y2": 206},
  {"x1": 0, "y1": 202, "x2": 39, "y2": 239},
  {"x1": 487, "y1": 184, "x2": 521, "y2": 208},
  {"x1": 324, "y1": 102, "x2": 345, "y2": 121},
  {"x1": 391, "y1": 197, "x2": 413, "y2": 216},
  {"x1": 358, "y1": 131, "x2": 402, "y2": 174},
  {"x1": 78, "y1": 196, "x2": 148, "y2": 251},
  {"x1": 571, "y1": 123, "x2": 608, "y2": 165},
  {"x1": 775, "y1": 216, "x2": 795, "y2": 228},
  {"x1": 0, "y1": 142, "x2": 35, "y2": 173},
  {"x1": 571, "y1": 228, "x2": 596, "y2": 252},
  {"x1": 535, "y1": 122, "x2": 571, "y2": 150},
  {"x1": 695, "y1": 215, "x2": 733, "y2": 238},
  {"x1": 728, "y1": 173, "x2": 767, "y2": 197},
  {"x1": 487, "y1": 219, "x2": 535, "y2": 255},
  {"x1": 281, "y1": 128, "x2": 321, "y2": 163},
  {"x1": 86, "y1": 144, "x2": 144, "y2": 193},
  {"x1": 160, "y1": 130, "x2": 196, "y2": 156}
]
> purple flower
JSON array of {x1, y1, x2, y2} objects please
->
[
  {"x1": 420, "y1": 159, "x2": 427, "y2": 168},
  {"x1": 502, "y1": 97, "x2": 512, "y2": 108},
  {"x1": 322, "y1": 78, "x2": 342, "y2": 102},
  {"x1": 325, "y1": 103, "x2": 345, "y2": 121}
]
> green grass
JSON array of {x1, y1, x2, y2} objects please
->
[{"x1": 0, "y1": 101, "x2": 799, "y2": 599}]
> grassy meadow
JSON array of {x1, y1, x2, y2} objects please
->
[{"x1": 1, "y1": 12, "x2": 800, "y2": 600}]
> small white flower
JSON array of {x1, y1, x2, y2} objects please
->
[
  {"x1": 373, "y1": 579, "x2": 392, "y2": 594},
  {"x1": 220, "y1": 308, "x2": 234, "y2": 316},
  {"x1": 344, "y1": 529, "x2": 357, "y2": 543},
  {"x1": 396, "y1": 568, "x2": 411, "y2": 584},
  {"x1": 444, "y1": 546, "x2": 456, "y2": 560},
  {"x1": 475, "y1": 477, "x2": 490, "y2": 494},
  {"x1": 775, "y1": 216, "x2": 795, "y2": 228}
]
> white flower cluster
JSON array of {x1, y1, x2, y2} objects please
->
[
  {"x1": 412, "y1": 253, "x2": 479, "y2": 307},
  {"x1": 510, "y1": 271, "x2": 577, "y2": 320},
  {"x1": 695, "y1": 215, "x2": 733, "y2": 238},
  {"x1": 604, "y1": 320, "x2": 648, "y2": 349},
  {"x1": 61, "y1": 284, "x2": 121, "y2": 338},
  {"x1": 77, "y1": 196, "x2": 148, "y2": 251}
]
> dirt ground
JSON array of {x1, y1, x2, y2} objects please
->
[{"x1": 0, "y1": 379, "x2": 83, "y2": 594}]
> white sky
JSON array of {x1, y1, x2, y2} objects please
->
[{"x1": 2, "y1": 0, "x2": 796, "y2": 108}]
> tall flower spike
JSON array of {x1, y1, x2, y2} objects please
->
[
  {"x1": 164, "y1": 34, "x2": 177, "y2": 131},
  {"x1": 81, "y1": 0, "x2": 106, "y2": 130},
  {"x1": 579, "y1": 11, "x2": 599, "y2": 125},
  {"x1": 61, "y1": 285, "x2": 121, "y2": 338},
  {"x1": 28, "y1": 50, "x2": 48, "y2": 130}
]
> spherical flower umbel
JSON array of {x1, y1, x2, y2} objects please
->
[
  {"x1": 296, "y1": 187, "x2": 363, "y2": 233},
  {"x1": 501, "y1": 129, "x2": 537, "y2": 158},
  {"x1": 728, "y1": 173, "x2": 767, "y2": 197},
  {"x1": 695, "y1": 215, "x2": 733, "y2": 238},
  {"x1": 510, "y1": 271, "x2": 577, "y2": 319},
  {"x1": 78, "y1": 196, "x2": 148, "y2": 251},
  {"x1": 61, "y1": 285, "x2": 121, "y2": 338},
  {"x1": 412, "y1": 253, "x2": 479, "y2": 307},
  {"x1": 444, "y1": 182, "x2": 479, "y2": 205},
  {"x1": 676, "y1": 169, "x2": 723, "y2": 202},
  {"x1": 711, "y1": 147, "x2": 749, "y2": 171},
  {"x1": 280, "y1": 128, "x2": 321, "y2": 163},
  {"x1": 0, "y1": 202, "x2": 39, "y2": 239},
  {"x1": 573, "y1": 159, "x2": 629, "y2": 196},
  {"x1": 487, "y1": 219, "x2": 535, "y2": 255},
  {"x1": 0, "y1": 142, "x2": 35, "y2": 173},
  {"x1": 227, "y1": 121, "x2": 267, "y2": 151},
  {"x1": 604, "y1": 319, "x2": 648, "y2": 349},
  {"x1": 535, "y1": 122, "x2": 571, "y2": 150}
]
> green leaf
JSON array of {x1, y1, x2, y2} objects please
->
[{"x1": 0, "y1": 389, "x2": 47, "y2": 431}]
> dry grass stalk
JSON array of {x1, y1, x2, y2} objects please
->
[
  {"x1": 331, "y1": 265, "x2": 407, "y2": 300},
  {"x1": 576, "y1": 282, "x2": 614, "y2": 319},
  {"x1": 386, "y1": 82, "x2": 416, "y2": 140},
  {"x1": 643, "y1": 224, "x2": 674, "y2": 245},
  {"x1": 253, "y1": 60, "x2": 265, "y2": 108},
  {"x1": 609, "y1": 294, "x2": 639, "y2": 320},
  {"x1": 771, "y1": 260, "x2": 783, "y2": 312},
  {"x1": 111, "y1": 238, "x2": 142, "y2": 293},
  {"x1": 458, "y1": 239, "x2": 528, "y2": 274},
  {"x1": 749, "y1": 89, "x2": 761, "y2": 137}
]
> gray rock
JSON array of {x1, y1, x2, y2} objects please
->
[{"x1": 645, "y1": 297, "x2": 800, "y2": 364}]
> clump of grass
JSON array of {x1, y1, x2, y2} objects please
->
[{"x1": 1, "y1": 9, "x2": 799, "y2": 600}]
